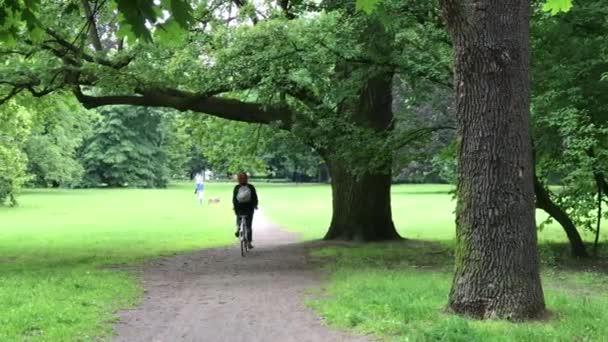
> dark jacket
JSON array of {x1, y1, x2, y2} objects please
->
[{"x1": 232, "y1": 183, "x2": 258, "y2": 214}]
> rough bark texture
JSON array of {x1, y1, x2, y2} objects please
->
[
  {"x1": 322, "y1": 74, "x2": 401, "y2": 241},
  {"x1": 442, "y1": 0, "x2": 545, "y2": 319},
  {"x1": 75, "y1": 88, "x2": 292, "y2": 128},
  {"x1": 320, "y1": 15, "x2": 400, "y2": 242},
  {"x1": 324, "y1": 158, "x2": 399, "y2": 241},
  {"x1": 534, "y1": 175, "x2": 588, "y2": 258}
]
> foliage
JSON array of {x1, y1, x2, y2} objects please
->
[
  {"x1": 25, "y1": 95, "x2": 96, "y2": 187},
  {"x1": 0, "y1": 0, "x2": 193, "y2": 43},
  {"x1": 543, "y1": 0, "x2": 573, "y2": 15},
  {"x1": 186, "y1": 115, "x2": 268, "y2": 175},
  {"x1": 0, "y1": 100, "x2": 31, "y2": 205},
  {"x1": 261, "y1": 130, "x2": 323, "y2": 181},
  {"x1": 430, "y1": 141, "x2": 457, "y2": 184},
  {"x1": 81, "y1": 106, "x2": 170, "y2": 188},
  {"x1": 0, "y1": 0, "x2": 450, "y2": 180},
  {"x1": 392, "y1": 82, "x2": 455, "y2": 183},
  {"x1": 186, "y1": 113, "x2": 322, "y2": 179},
  {"x1": 158, "y1": 112, "x2": 198, "y2": 179},
  {"x1": 531, "y1": 0, "x2": 608, "y2": 236},
  {"x1": 353, "y1": 0, "x2": 574, "y2": 15}
]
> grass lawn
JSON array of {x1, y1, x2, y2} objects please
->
[
  {"x1": 2, "y1": 182, "x2": 608, "y2": 341},
  {"x1": 308, "y1": 243, "x2": 608, "y2": 342},
  {"x1": 260, "y1": 183, "x2": 608, "y2": 243},
  {"x1": 259, "y1": 183, "x2": 608, "y2": 341},
  {"x1": 0, "y1": 182, "x2": 236, "y2": 341}
]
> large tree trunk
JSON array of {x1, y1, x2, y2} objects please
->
[
  {"x1": 319, "y1": 13, "x2": 399, "y2": 242},
  {"x1": 442, "y1": 0, "x2": 545, "y2": 319},
  {"x1": 534, "y1": 174, "x2": 588, "y2": 258},
  {"x1": 324, "y1": 158, "x2": 399, "y2": 241}
]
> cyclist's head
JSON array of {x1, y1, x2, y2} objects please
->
[{"x1": 237, "y1": 172, "x2": 248, "y2": 185}]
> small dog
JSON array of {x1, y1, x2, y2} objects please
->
[{"x1": 207, "y1": 198, "x2": 221, "y2": 205}]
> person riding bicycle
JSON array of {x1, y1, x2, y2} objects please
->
[{"x1": 233, "y1": 172, "x2": 258, "y2": 249}]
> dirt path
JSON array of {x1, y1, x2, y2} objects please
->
[{"x1": 113, "y1": 211, "x2": 371, "y2": 342}]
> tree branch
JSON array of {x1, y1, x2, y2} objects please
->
[
  {"x1": 81, "y1": 0, "x2": 104, "y2": 52},
  {"x1": 0, "y1": 77, "x2": 61, "y2": 105},
  {"x1": 232, "y1": 0, "x2": 259, "y2": 25},
  {"x1": 0, "y1": 86, "x2": 24, "y2": 106},
  {"x1": 73, "y1": 87, "x2": 293, "y2": 128},
  {"x1": 45, "y1": 29, "x2": 131, "y2": 69}
]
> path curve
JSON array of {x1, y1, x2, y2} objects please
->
[{"x1": 113, "y1": 211, "x2": 370, "y2": 342}]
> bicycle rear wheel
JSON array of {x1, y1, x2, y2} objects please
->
[{"x1": 240, "y1": 239, "x2": 246, "y2": 257}]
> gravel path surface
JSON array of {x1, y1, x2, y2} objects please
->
[{"x1": 113, "y1": 211, "x2": 371, "y2": 342}]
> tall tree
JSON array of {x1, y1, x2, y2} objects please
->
[
  {"x1": 0, "y1": 0, "x2": 448, "y2": 240},
  {"x1": 81, "y1": 106, "x2": 170, "y2": 188},
  {"x1": 0, "y1": 101, "x2": 31, "y2": 206},
  {"x1": 440, "y1": 0, "x2": 545, "y2": 319},
  {"x1": 531, "y1": 0, "x2": 608, "y2": 257},
  {"x1": 25, "y1": 95, "x2": 95, "y2": 187}
]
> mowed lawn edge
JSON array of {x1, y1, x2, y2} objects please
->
[
  {"x1": 260, "y1": 183, "x2": 608, "y2": 342},
  {"x1": 0, "y1": 183, "x2": 237, "y2": 341},
  {"x1": 2, "y1": 182, "x2": 607, "y2": 341},
  {"x1": 305, "y1": 242, "x2": 608, "y2": 342}
]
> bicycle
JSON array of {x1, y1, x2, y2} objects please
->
[{"x1": 238, "y1": 215, "x2": 250, "y2": 257}]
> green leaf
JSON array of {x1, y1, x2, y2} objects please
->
[
  {"x1": 115, "y1": 0, "x2": 156, "y2": 42},
  {"x1": 167, "y1": 0, "x2": 193, "y2": 29},
  {"x1": 155, "y1": 19, "x2": 186, "y2": 48},
  {"x1": 542, "y1": 0, "x2": 573, "y2": 15},
  {"x1": 63, "y1": 2, "x2": 81, "y2": 15},
  {"x1": 355, "y1": 0, "x2": 382, "y2": 14}
]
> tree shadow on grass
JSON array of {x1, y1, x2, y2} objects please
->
[
  {"x1": 538, "y1": 242, "x2": 608, "y2": 274},
  {"x1": 305, "y1": 238, "x2": 608, "y2": 276},
  {"x1": 303, "y1": 239, "x2": 454, "y2": 271}
]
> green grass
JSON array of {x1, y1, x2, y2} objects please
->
[
  {"x1": 261, "y1": 183, "x2": 608, "y2": 243},
  {"x1": 3, "y1": 182, "x2": 608, "y2": 341},
  {"x1": 308, "y1": 242, "x2": 608, "y2": 341},
  {"x1": 259, "y1": 183, "x2": 608, "y2": 342},
  {"x1": 0, "y1": 183, "x2": 236, "y2": 341}
]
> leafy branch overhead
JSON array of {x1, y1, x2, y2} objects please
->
[{"x1": 0, "y1": 0, "x2": 194, "y2": 43}]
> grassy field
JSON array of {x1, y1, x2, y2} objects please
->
[
  {"x1": 308, "y1": 243, "x2": 608, "y2": 341},
  {"x1": 2, "y1": 182, "x2": 607, "y2": 341},
  {"x1": 259, "y1": 183, "x2": 608, "y2": 341},
  {"x1": 260, "y1": 183, "x2": 608, "y2": 242},
  {"x1": 0, "y1": 183, "x2": 236, "y2": 341}
]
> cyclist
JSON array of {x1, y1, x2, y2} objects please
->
[{"x1": 232, "y1": 172, "x2": 258, "y2": 249}]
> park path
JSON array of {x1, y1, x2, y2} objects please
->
[{"x1": 113, "y1": 211, "x2": 371, "y2": 342}]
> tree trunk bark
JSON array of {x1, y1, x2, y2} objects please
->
[
  {"x1": 442, "y1": 0, "x2": 545, "y2": 319},
  {"x1": 323, "y1": 157, "x2": 400, "y2": 241},
  {"x1": 318, "y1": 14, "x2": 399, "y2": 242},
  {"x1": 534, "y1": 175, "x2": 588, "y2": 258}
]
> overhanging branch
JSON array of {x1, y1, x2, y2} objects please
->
[
  {"x1": 73, "y1": 87, "x2": 293, "y2": 128},
  {"x1": 45, "y1": 29, "x2": 131, "y2": 69}
]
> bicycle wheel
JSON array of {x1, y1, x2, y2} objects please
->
[{"x1": 240, "y1": 219, "x2": 247, "y2": 257}]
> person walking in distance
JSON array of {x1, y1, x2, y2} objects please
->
[
  {"x1": 233, "y1": 172, "x2": 258, "y2": 249},
  {"x1": 194, "y1": 172, "x2": 205, "y2": 205}
]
